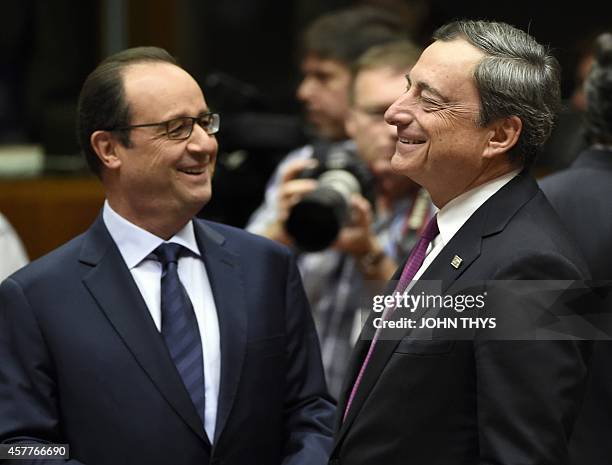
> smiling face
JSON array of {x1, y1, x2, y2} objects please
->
[
  {"x1": 385, "y1": 38, "x2": 508, "y2": 207},
  {"x1": 101, "y1": 62, "x2": 217, "y2": 236}
]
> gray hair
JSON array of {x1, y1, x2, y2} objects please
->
[
  {"x1": 585, "y1": 32, "x2": 612, "y2": 145},
  {"x1": 433, "y1": 20, "x2": 561, "y2": 168}
]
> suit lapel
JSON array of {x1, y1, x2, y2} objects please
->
[
  {"x1": 335, "y1": 237, "x2": 482, "y2": 440},
  {"x1": 80, "y1": 216, "x2": 209, "y2": 444},
  {"x1": 193, "y1": 221, "x2": 247, "y2": 445},
  {"x1": 333, "y1": 173, "x2": 540, "y2": 449}
]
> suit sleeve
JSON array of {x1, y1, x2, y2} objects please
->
[
  {"x1": 0, "y1": 278, "x2": 86, "y2": 465},
  {"x1": 280, "y1": 253, "x2": 336, "y2": 465},
  {"x1": 475, "y1": 252, "x2": 590, "y2": 465}
]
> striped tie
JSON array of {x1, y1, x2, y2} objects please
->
[{"x1": 154, "y1": 243, "x2": 205, "y2": 426}]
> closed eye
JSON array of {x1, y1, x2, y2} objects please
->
[{"x1": 421, "y1": 97, "x2": 445, "y2": 112}]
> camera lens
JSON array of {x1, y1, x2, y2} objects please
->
[{"x1": 286, "y1": 170, "x2": 361, "y2": 251}]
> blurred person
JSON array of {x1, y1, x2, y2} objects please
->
[
  {"x1": 256, "y1": 40, "x2": 430, "y2": 398},
  {"x1": 569, "y1": 36, "x2": 596, "y2": 113},
  {"x1": 358, "y1": 0, "x2": 430, "y2": 43},
  {"x1": 330, "y1": 20, "x2": 590, "y2": 465},
  {"x1": 0, "y1": 46, "x2": 334, "y2": 465},
  {"x1": 540, "y1": 31, "x2": 612, "y2": 465},
  {"x1": 247, "y1": 5, "x2": 407, "y2": 240},
  {"x1": 535, "y1": 33, "x2": 598, "y2": 176},
  {"x1": 0, "y1": 212, "x2": 28, "y2": 280}
]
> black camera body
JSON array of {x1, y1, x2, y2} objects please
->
[{"x1": 285, "y1": 143, "x2": 376, "y2": 252}]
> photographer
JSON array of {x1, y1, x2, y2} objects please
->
[
  {"x1": 248, "y1": 40, "x2": 433, "y2": 398},
  {"x1": 247, "y1": 5, "x2": 407, "y2": 242}
]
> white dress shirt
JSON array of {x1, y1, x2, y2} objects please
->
[
  {"x1": 413, "y1": 170, "x2": 520, "y2": 282},
  {"x1": 103, "y1": 201, "x2": 220, "y2": 441}
]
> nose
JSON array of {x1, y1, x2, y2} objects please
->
[
  {"x1": 187, "y1": 122, "x2": 218, "y2": 157},
  {"x1": 385, "y1": 117, "x2": 397, "y2": 140},
  {"x1": 296, "y1": 76, "x2": 316, "y2": 103},
  {"x1": 384, "y1": 92, "x2": 413, "y2": 127}
]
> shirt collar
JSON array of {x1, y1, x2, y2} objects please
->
[
  {"x1": 435, "y1": 170, "x2": 520, "y2": 248},
  {"x1": 102, "y1": 200, "x2": 201, "y2": 269}
]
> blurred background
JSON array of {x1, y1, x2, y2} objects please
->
[{"x1": 1, "y1": 0, "x2": 610, "y2": 260}]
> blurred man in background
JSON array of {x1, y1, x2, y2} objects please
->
[
  {"x1": 247, "y1": 5, "x2": 407, "y2": 240},
  {"x1": 246, "y1": 6, "x2": 414, "y2": 397},
  {"x1": 250, "y1": 39, "x2": 431, "y2": 398},
  {"x1": 540, "y1": 31, "x2": 612, "y2": 465}
]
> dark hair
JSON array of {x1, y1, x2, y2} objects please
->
[
  {"x1": 301, "y1": 5, "x2": 407, "y2": 68},
  {"x1": 585, "y1": 32, "x2": 612, "y2": 145},
  {"x1": 77, "y1": 46, "x2": 178, "y2": 176},
  {"x1": 433, "y1": 20, "x2": 561, "y2": 168},
  {"x1": 352, "y1": 39, "x2": 422, "y2": 75}
]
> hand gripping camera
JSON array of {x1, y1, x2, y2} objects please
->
[{"x1": 285, "y1": 144, "x2": 375, "y2": 252}]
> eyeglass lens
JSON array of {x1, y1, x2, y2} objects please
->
[{"x1": 166, "y1": 114, "x2": 219, "y2": 139}]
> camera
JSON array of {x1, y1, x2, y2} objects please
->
[{"x1": 285, "y1": 145, "x2": 375, "y2": 252}]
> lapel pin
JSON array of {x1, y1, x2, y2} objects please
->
[{"x1": 451, "y1": 255, "x2": 463, "y2": 269}]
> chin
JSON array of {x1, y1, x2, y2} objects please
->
[
  {"x1": 196, "y1": 192, "x2": 212, "y2": 209},
  {"x1": 316, "y1": 122, "x2": 345, "y2": 141},
  {"x1": 184, "y1": 189, "x2": 212, "y2": 212},
  {"x1": 390, "y1": 152, "x2": 409, "y2": 173}
]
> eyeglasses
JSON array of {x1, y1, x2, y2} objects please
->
[{"x1": 110, "y1": 113, "x2": 220, "y2": 140}]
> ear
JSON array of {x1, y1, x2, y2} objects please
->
[
  {"x1": 90, "y1": 130, "x2": 122, "y2": 170},
  {"x1": 483, "y1": 116, "x2": 522, "y2": 159}
]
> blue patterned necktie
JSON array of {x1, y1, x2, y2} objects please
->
[{"x1": 153, "y1": 243, "x2": 205, "y2": 426}]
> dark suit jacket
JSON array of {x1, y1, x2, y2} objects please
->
[
  {"x1": 0, "y1": 216, "x2": 335, "y2": 465},
  {"x1": 330, "y1": 173, "x2": 591, "y2": 465},
  {"x1": 540, "y1": 149, "x2": 612, "y2": 465},
  {"x1": 540, "y1": 148, "x2": 612, "y2": 281}
]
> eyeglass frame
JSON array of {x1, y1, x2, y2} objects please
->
[{"x1": 107, "y1": 112, "x2": 220, "y2": 140}]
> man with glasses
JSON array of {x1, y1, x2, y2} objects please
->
[{"x1": 0, "y1": 47, "x2": 334, "y2": 465}]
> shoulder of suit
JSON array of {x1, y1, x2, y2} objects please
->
[
  {"x1": 490, "y1": 205, "x2": 591, "y2": 279},
  {"x1": 5, "y1": 231, "x2": 87, "y2": 288}
]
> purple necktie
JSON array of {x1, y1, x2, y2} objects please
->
[{"x1": 343, "y1": 215, "x2": 439, "y2": 421}]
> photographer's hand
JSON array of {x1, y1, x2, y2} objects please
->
[
  {"x1": 263, "y1": 158, "x2": 319, "y2": 245},
  {"x1": 333, "y1": 195, "x2": 397, "y2": 279}
]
